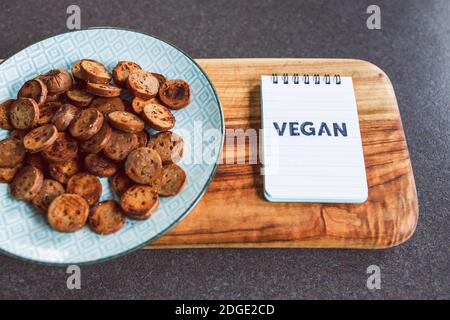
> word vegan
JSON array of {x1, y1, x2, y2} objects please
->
[{"x1": 273, "y1": 121, "x2": 348, "y2": 137}]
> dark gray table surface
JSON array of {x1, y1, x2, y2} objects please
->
[{"x1": 0, "y1": 0, "x2": 448, "y2": 300}]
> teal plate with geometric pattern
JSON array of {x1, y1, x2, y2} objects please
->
[{"x1": 0, "y1": 28, "x2": 224, "y2": 265}]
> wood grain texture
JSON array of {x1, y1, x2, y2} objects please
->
[{"x1": 148, "y1": 58, "x2": 418, "y2": 249}]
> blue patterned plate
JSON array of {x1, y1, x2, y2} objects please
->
[{"x1": 0, "y1": 28, "x2": 224, "y2": 265}]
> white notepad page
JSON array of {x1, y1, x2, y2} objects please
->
[{"x1": 261, "y1": 75, "x2": 368, "y2": 203}]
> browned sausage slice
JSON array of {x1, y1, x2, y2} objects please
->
[
  {"x1": 89, "y1": 200, "x2": 126, "y2": 235},
  {"x1": 80, "y1": 60, "x2": 112, "y2": 84},
  {"x1": 37, "y1": 101, "x2": 62, "y2": 125},
  {"x1": 48, "y1": 157, "x2": 81, "y2": 184},
  {"x1": 103, "y1": 129, "x2": 138, "y2": 161},
  {"x1": 80, "y1": 123, "x2": 112, "y2": 153},
  {"x1": 147, "y1": 131, "x2": 184, "y2": 164},
  {"x1": 9, "y1": 98, "x2": 40, "y2": 130},
  {"x1": 159, "y1": 163, "x2": 187, "y2": 196},
  {"x1": 47, "y1": 193, "x2": 89, "y2": 232},
  {"x1": 84, "y1": 153, "x2": 117, "y2": 177},
  {"x1": 142, "y1": 103, "x2": 175, "y2": 131},
  {"x1": 0, "y1": 137, "x2": 26, "y2": 168},
  {"x1": 32, "y1": 179, "x2": 65, "y2": 213},
  {"x1": 71, "y1": 59, "x2": 97, "y2": 83},
  {"x1": 69, "y1": 108, "x2": 104, "y2": 140},
  {"x1": 51, "y1": 103, "x2": 80, "y2": 131},
  {"x1": 159, "y1": 79, "x2": 191, "y2": 110},
  {"x1": 125, "y1": 147, "x2": 162, "y2": 185},
  {"x1": 125, "y1": 196, "x2": 160, "y2": 221},
  {"x1": 127, "y1": 70, "x2": 159, "y2": 99},
  {"x1": 10, "y1": 165, "x2": 44, "y2": 201},
  {"x1": 107, "y1": 111, "x2": 144, "y2": 133},
  {"x1": 23, "y1": 124, "x2": 58, "y2": 153},
  {"x1": 66, "y1": 88, "x2": 94, "y2": 107},
  {"x1": 89, "y1": 97, "x2": 126, "y2": 113},
  {"x1": 120, "y1": 185, "x2": 159, "y2": 219},
  {"x1": 66, "y1": 172, "x2": 102, "y2": 206},
  {"x1": 41, "y1": 132, "x2": 78, "y2": 162},
  {"x1": 86, "y1": 82, "x2": 121, "y2": 97},
  {"x1": 18, "y1": 78, "x2": 48, "y2": 106},
  {"x1": 40, "y1": 69, "x2": 73, "y2": 94},
  {"x1": 112, "y1": 61, "x2": 142, "y2": 87},
  {"x1": 0, "y1": 99, "x2": 14, "y2": 130},
  {"x1": 111, "y1": 171, "x2": 134, "y2": 196}
]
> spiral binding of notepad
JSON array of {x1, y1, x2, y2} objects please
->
[{"x1": 271, "y1": 73, "x2": 341, "y2": 85}]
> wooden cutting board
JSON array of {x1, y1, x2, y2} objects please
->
[
  {"x1": 149, "y1": 58, "x2": 418, "y2": 249},
  {"x1": 0, "y1": 57, "x2": 417, "y2": 249}
]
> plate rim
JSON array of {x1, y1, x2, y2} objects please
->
[{"x1": 0, "y1": 27, "x2": 225, "y2": 266}]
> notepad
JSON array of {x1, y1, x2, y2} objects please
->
[{"x1": 260, "y1": 74, "x2": 368, "y2": 203}]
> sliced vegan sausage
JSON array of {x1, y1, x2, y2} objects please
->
[
  {"x1": 120, "y1": 185, "x2": 159, "y2": 218},
  {"x1": 125, "y1": 147, "x2": 162, "y2": 185},
  {"x1": 127, "y1": 70, "x2": 159, "y2": 99},
  {"x1": 40, "y1": 69, "x2": 73, "y2": 94},
  {"x1": 66, "y1": 172, "x2": 102, "y2": 206},
  {"x1": 32, "y1": 179, "x2": 65, "y2": 213},
  {"x1": 107, "y1": 111, "x2": 144, "y2": 133},
  {"x1": 51, "y1": 103, "x2": 79, "y2": 131},
  {"x1": 18, "y1": 78, "x2": 48, "y2": 106},
  {"x1": 47, "y1": 193, "x2": 89, "y2": 232},
  {"x1": 37, "y1": 101, "x2": 62, "y2": 125},
  {"x1": 86, "y1": 82, "x2": 122, "y2": 97},
  {"x1": 159, "y1": 163, "x2": 187, "y2": 196},
  {"x1": 159, "y1": 79, "x2": 191, "y2": 110},
  {"x1": 69, "y1": 108, "x2": 104, "y2": 140},
  {"x1": 89, "y1": 200, "x2": 126, "y2": 235},
  {"x1": 41, "y1": 132, "x2": 78, "y2": 162},
  {"x1": 66, "y1": 88, "x2": 94, "y2": 107},
  {"x1": 9, "y1": 98, "x2": 40, "y2": 130},
  {"x1": 112, "y1": 61, "x2": 142, "y2": 87},
  {"x1": 0, "y1": 137, "x2": 26, "y2": 168},
  {"x1": 103, "y1": 129, "x2": 138, "y2": 161},
  {"x1": 84, "y1": 153, "x2": 117, "y2": 177},
  {"x1": 80, "y1": 60, "x2": 112, "y2": 84},
  {"x1": 142, "y1": 103, "x2": 175, "y2": 131},
  {"x1": 80, "y1": 123, "x2": 112, "y2": 153},
  {"x1": 23, "y1": 124, "x2": 58, "y2": 153},
  {"x1": 10, "y1": 165, "x2": 44, "y2": 201},
  {"x1": 0, "y1": 99, "x2": 14, "y2": 130},
  {"x1": 48, "y1": 157, "x2": 81, "y2": 184},
  {"x1": 111, "y1": 171, "x2": 134, "y2": 196},
  {"x1": 147, "y1": 131, "x2": 184, "y2": 164}
]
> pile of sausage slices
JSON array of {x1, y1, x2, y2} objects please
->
[{"x1": 0, "y1": 59, "x2": 190, "y2": 235}]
